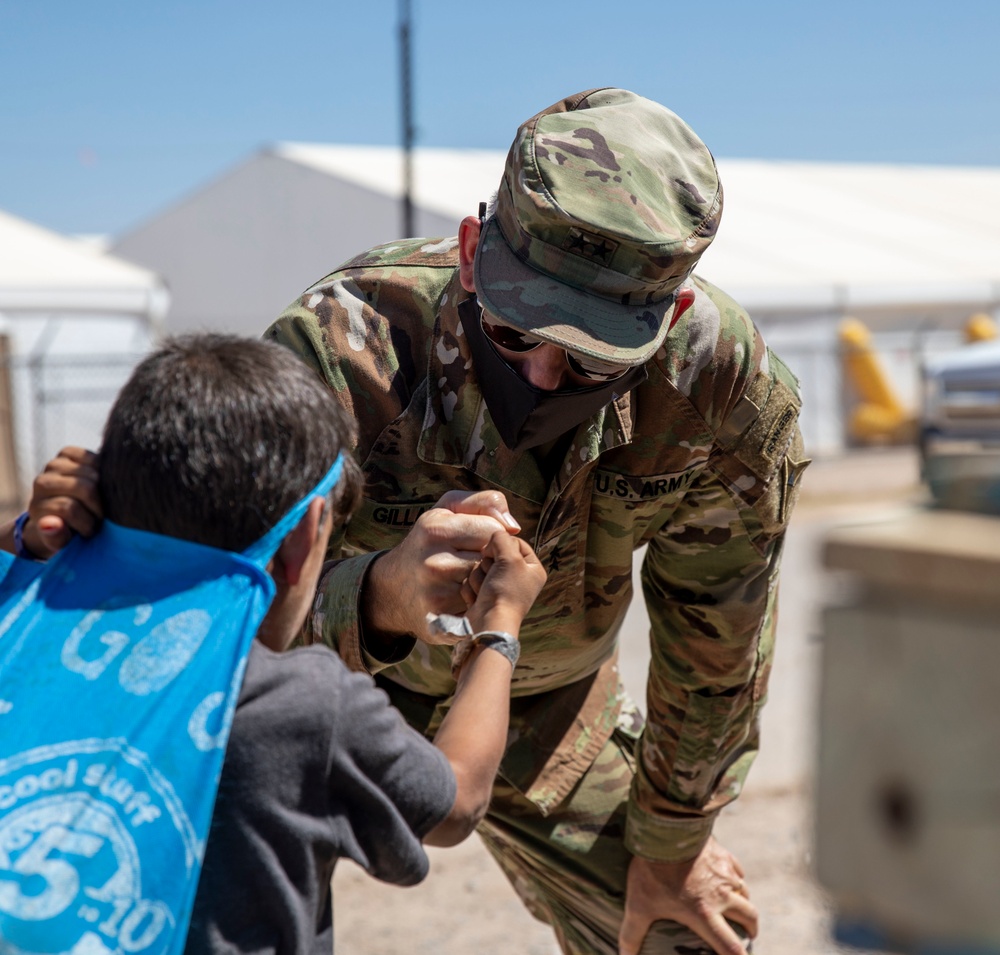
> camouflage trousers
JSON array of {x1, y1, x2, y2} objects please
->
[
  {"x1": 477, "y1": 710, "x2": 750, "y2": 955},
  {"x1": 375, "y1": 675, "x2": 749, "y2": 955}
]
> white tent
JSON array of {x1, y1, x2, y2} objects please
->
[
  {"x1": 706, "y1": 160, "x2": 1000, "y2": 325},
  {"x1": 0, "y1": 208, "x2": 168, "y2": 331},
  {"x1": 111, "y1": 145, "x2": 1000, "y2": 453},
  {"x1": 111, "y1": 145, "x2": 486, "y2": 338},
  {"x1": 112, "y1": 144, "x2": 1000, "y2": 338},
  {"x1": 290, "y1": 147, "x2": 1000, "y2": 326},
  {"x1": 0, "y1": 209, "x2": 169, "y2": 488}
]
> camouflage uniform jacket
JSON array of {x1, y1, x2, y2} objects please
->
[{"x1": 266, "y1": 237, "x2": 808, "y2": 864}]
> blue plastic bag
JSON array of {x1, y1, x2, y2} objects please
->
[{"x1": 0, "y1": 455, "x2": 343, "y2": 954}]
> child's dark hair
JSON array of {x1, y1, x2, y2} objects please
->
[{"x1": 99, "y1": 334, "x2": 362, "y2": 552}]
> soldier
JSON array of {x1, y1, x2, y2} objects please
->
[{"x1": 267, "y1": 88, "x2": 809, "y2": 955}]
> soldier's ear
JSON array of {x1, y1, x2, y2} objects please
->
[{"x1": 458, "y1": 216, "x2": 481, "y2": 293}]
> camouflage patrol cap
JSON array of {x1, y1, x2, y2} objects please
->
[{"x1": 473, "y1": 88, "x2": 722, "y2": 366}]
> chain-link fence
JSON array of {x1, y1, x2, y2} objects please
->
[
  {"x1": 0, "y1": 351, "x2": 148, "y2": 517},
  {"x1": 0, "y1": 329, "x2": 967, "y2": 520},
  {"x1": 764, "y1": 324, "x2": 971, "y2": 455}
]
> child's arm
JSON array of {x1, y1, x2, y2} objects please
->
[
  {"x1": 423, "y1": 529, "x2": 545, "y2": 847},
  {"x1": 0, "y1": 447, "x2": 101, "y2": 558}
]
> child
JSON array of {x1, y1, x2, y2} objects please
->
[{"x1": 0, "y1": 334, "x2": 545, "y2": 953}]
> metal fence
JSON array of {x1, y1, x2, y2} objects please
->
[
  {"x1": 0, "y1": 331, "x2": 963, "y2": 517},
  {"x1": 771, "y1": 342, "x2": 847, "y2": 456},
  {"x1": 765, "y1": 325, "x2": 970, "y2": 456},
  {"x1": 0, "y1": 352, "x2": 148, "y2": 513}
]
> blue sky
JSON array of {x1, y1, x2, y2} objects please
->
[{"x1": 2, "y1": 0, "x2": 998, "y2": 237}]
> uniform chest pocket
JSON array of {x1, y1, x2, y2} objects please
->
[{"x1": 590, "y1": 465, "x2": 703, "y2": 548}]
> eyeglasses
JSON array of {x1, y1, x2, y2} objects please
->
[{"x1": 479, "y1": 308, "x2": 630, "y2": 382}]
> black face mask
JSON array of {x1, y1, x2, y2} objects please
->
[{"x1": 459, "y1": 298, "x2": 648, "y2": 453}]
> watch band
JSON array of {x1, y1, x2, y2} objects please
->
[{"x1": 450, "y1": 629, "x2": 520, "y2": 676}]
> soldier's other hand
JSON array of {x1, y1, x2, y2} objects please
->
[
  {"x1": 365, "y1": 492, "x2": 514, "y2": 643},
  {"x1": 22, "y1": 447, "x2": 102, "y2": 559},
  {"x1": 618, "y1": 837, "x2": 757, "y2": 955}
]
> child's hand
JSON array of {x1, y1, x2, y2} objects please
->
[
  {"x1": 464, "y1": 530, "x2": 546, "y2": 635},
  {"x1": 22, "y1": 447, "x2": 102, "y2": 558}
]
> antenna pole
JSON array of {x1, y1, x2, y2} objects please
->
[{"x1": 399, "y1": 0, "x2": 415, "y2": 237}]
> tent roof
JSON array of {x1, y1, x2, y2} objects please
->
[
  {"x1": 276, "y1": 143, "x2": 1000, "y2": 320},
  {"x1": 0, "y1": 208, "x2": 168, "y2": 320},
  {"x1": 706, "y1": 160, "x2": 1000, "y2": 315},
  {"x1": 276, "y1": 142, "x2": 500, "y2": 222}
]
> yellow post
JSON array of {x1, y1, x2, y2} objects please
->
[
  {"x1": 964, "y1": 312, "x2": 998, "y2": 343},
  {"x1": 838, "y1": 318, "x2": 913, "y2": 443}
]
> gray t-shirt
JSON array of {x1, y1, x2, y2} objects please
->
[{"x1": 184, "y1": 641, "x2": 457, "y2": 953}]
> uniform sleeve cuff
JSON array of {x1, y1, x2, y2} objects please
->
[
  {"x1": 310, "y1": 551, "x2": 416, "y2": 674},
  {"x1": 624, "y1": 800, "x2": 717, "y2": 864},
  {"x1": 310, "y1": 552, "x2": 378, "y2": 672},
  {"x1": 361, "y1": 632, "x2": 416, "y2": 672}
]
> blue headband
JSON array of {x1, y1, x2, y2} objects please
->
[{"x1": 240, "y1": 452, "x2": 346, "y2": 566}]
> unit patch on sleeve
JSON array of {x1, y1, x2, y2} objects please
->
[{"x1": 732, "y1": 378, "x2": 801, "y2": 480}]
